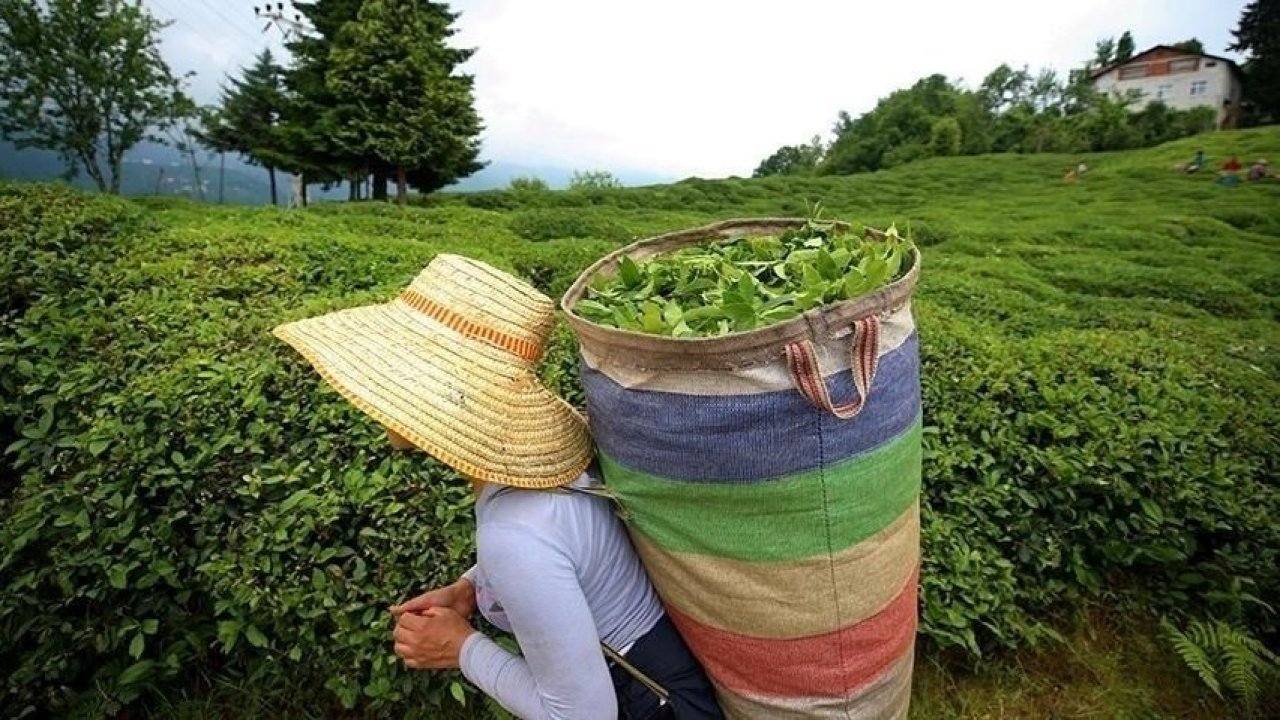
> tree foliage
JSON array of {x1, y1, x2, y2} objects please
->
[
  {"x1": 568, "y1": 170, "x2": 622, "y2": 190},
  {"x1": 1170, "y1": 38, "x2": 1206, "y2": 55},
  {"x1": 792, "y1": 32, "x2": 1223, "y2": 177},
  {"x1": 326, "y1": 0, "x2": 483, "y2": 204},
  {"x1": 201, "y1": 50, "x2": 289, "y2": 205},
  {"x1": 1116, "y1": 31, "x2": 1136, "y2": 63},
  {"x1": 1230, "y1": 0, "x2": 1280, "y2": 124},
  {"x1": 0, "y1": 0, "x2": 191, "y2": 193},
  {"x1": 753, "y1": 136, "x2": 825, "y2": 177}
]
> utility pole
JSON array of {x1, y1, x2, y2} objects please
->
[{"x1": 253, "y1": 3, "x2": 315, "y2": 40}]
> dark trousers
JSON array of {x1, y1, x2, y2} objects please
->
[{"x1": 609, "y1": 614, "x2": 724, "y2": 720}]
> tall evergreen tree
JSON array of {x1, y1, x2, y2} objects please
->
[
  {"x1": 202, "y1": 49, "x2": 288, "y2": 205},
  {"x1": 1115, "y1": 31, "x2": 1136, "y2": 63},
  {"x1": 1229, "y1": 0, "x2": 1280, "y2": 124},
  {"x1": 280, "y1": 0, "x2": 365, "y2": 202},
  {"x1": 326, "y1": 0, "x2": 483, "y2": 204}
]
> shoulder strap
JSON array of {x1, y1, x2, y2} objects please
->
[
  {"x1": 487, "y1": 483, "x2": 630, "y2": 521},
  {"x1": 602, "y1": 641, "x2": 671, "y2": 704}
]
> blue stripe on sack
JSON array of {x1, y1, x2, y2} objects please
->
[{"x1": 583, "y1": 333, "x2": 921, "y2": 482}]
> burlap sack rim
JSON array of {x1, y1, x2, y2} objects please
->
[{"x1": 561, "y1": 218, "x2": 921, "y2": 371}]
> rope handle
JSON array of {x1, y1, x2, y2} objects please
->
[{"x1": 785, "y1": 316, "x2": 881, "y2": 420}]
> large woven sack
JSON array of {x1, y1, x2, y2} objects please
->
[{"x1": 562, "y1": 219, "x2": 922, "y2": 719}]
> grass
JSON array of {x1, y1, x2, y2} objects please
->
[{"x1": 913, "y1": 610, "x2": 1242, "y2": 720}]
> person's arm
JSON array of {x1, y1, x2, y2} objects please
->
[{"x1": 460, "y1": 521, "x2": 617, "y2": 720}]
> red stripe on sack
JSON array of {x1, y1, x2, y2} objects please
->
[
  {"x1": 399, "y1": 289, "x2": 539, "y2": 362},
  {"x1": 666, "y1": 573, "x2": 918, "y2": 699}
]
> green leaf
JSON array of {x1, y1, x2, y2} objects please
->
[
  {"x1": 618, "y1": 256, "x2": 641, "y2": 288},
  {"x1": 217, "y1": 620, "x2": 241, "y2": 651},
  {"x1": 816, "y1": 248, "x2": 838, "y2": 278},
  {"x1": 245, "y1": 625, "x2": 269, "y2": 648},
  {"x1": 22, "y1": 408, "x2": 54, "y2": 440},
  {"x1": 450, "y1": 680, "x2": 466, "y2": 705},
  {"x1": 640, "y1": 302, "x2": 665, "y2": 334},
  {"x1": 661, "y1": 300, "x2": 683, "y2": 326},
  {"x1": 108, "y1": 566, "x2": 128, "y2": 590},
  {"x1": 129, "y1": 633, "x2": 145, "y2": 659},
  {"x1": 118, "y1": 660, "x2": 156, "y2": 686}
]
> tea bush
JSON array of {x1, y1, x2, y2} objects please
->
[
  {"x1": 2, "y1": 126, "x2": 1279, "y2": 717},
  {"x1": 507, "y1": 207, "x2": 633, "y2": 243}
]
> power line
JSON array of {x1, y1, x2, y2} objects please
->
[
  {"x1": 192, "y1": 0, "x2": 265, "y2": 47},
  {"x1": 148, "y1": 0, "x2": 206, "y2": 38}
]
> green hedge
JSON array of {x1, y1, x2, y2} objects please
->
[{"x1": 1, "y1": 175, "x2": 1278, "y2": 717}]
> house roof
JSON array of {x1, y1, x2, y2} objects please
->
[{"x1": 1090, "y1": 45, "x2": 1243, "y2": 80}]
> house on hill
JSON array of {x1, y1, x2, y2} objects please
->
[{"x1": 1091, "y1": 45, "x2": 1243, "y2": 129}]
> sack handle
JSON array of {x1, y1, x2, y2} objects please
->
[{"x1": 785, "y1": 316, "x2": 881, "y2": 420}]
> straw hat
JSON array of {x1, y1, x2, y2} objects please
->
[{"x1": 273, "y1": 254, "x2": 592, "y2": 488}]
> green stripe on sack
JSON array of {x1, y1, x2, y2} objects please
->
[{"x1": 602, "y1": 418, "x2": 922, "y2": 562}]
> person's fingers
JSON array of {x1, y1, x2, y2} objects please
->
[
  {"x1": 394, "y1": 618, "x2": 426, "y2": 642},
  {"x1": 398, "y1": 612, "x2": 429, "y2": 629},
  {"x1": 394, "y1": 641, "x2": 412, "y2": 658},
  {"x1": 404, "y1": 658, "x2": 424, "y2": 669}
]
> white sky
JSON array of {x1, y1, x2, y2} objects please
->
[{"x1": 147, "y1": 0, "x2": 1250, "y2": 178}]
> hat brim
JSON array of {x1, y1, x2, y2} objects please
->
[{"x1": 274, "y1": 298, "x2": 592, "y2": 488}]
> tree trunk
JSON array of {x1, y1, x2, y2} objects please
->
[
  {"x1": 396, "y1": 166, "x2": 407, "y2": 206},
  {"x1": 109, "y1": 159, "x2": 122, "y2": 195},
  {"x1": 372, "y1": 169, "x2": 388, "y2": 201},
  {"x1": 348, "y1": 177, "x2": 357, "y2": 201},
  {"x1": 301, "y1": 176, "x2": 308, "y2": 207},
  {"x1": 78, "y1": 148, "x2": 108, "y2": 193},
  {"x1": 268, "y1": 167, "x2": 278, "y2": 206},
  {"x1": 188, "y1": 149, "x2": 205, "y2": 202},
  {"x1": 218, "y1": 153, "x2": 226, "y2": 204}
]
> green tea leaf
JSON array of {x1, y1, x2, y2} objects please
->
[{"x1": 618, "y1": 256, "x2": 641, "y2": 288}]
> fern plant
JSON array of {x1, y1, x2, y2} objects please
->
[{"x1": 1161, "y1": 617, "x2": 1280, "y2": 712}]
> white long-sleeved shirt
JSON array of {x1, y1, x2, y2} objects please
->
[{"x1": 459, "y1": 472, "x2": 664, "y2": 720}]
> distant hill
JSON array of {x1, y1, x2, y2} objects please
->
[
  {"x1": 0, "y1": 141, "x2": 345, "y2": 204},
  {"x1": 449, "y1": 160, "x2": 673, "y2": 191},
  {"x1": 0, "y1": 142, "x2": 673, "y2": 201}
]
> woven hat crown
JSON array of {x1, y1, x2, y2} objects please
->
[{"x1": 397, "y1": 255, "x2": 555, "y2": 364}]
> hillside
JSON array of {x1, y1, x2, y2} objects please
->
[{"x1": 2, "y1": 127, "x2": 1278, "y2": 718}]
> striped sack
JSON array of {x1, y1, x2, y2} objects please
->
[{"x1": 562, "y1": 219, "x2": 922, "y2": 720}]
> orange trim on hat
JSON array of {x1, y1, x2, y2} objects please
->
[{"x1": 399, "y1": 288, "x2": 541, "y2": 362}]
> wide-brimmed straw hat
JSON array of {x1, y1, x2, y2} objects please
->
[{"x1": 273, "y1": 254, "x2": 592, "y2": 488}]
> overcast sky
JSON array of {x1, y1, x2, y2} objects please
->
[{"x1": 147, "y1": 0, "x2": 1250, "y2": 178}]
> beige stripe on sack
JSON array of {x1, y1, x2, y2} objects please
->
[
  {"x1": 631, "y1": 503, "x2": 920, "y2": 639},
  {"x1": 582, "y1": 303, "x2": 915, "y2": 395}
]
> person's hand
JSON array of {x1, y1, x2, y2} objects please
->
[
  {"x1": 393, "y1": 607, "x2": 476, "y2": 670},
  {"x1": 389, "y1": 577, "x2": 476, "y2": 619}
]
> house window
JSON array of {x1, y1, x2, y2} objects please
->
[
  {"x1": 1190, "y1": 80, "x2": 1208, "y2": 96},
  {"x1": 1205, "y1": 61, "x2": 1218, "y2": 67},
  {"x1": 1118, "y1": 65, "x2": 1147, "y2": 79},
  {"x1": 1155, "y1": 84, "x2": 1174, "y2": 100},
  {"x1": 1169, "y1": 58, "x2": 1199, "y2": 73}
]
